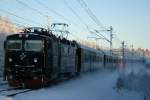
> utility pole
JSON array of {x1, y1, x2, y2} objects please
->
[
  {"x1": 89, "y1": 26, "x2": 114, "y2": 54},
  {"x1": 107, "y1": 26, "x2": 113, "y2": 55},
  {"x1": 122, "y1": 41, "x2": 125, "y2": 67},
  {"x1": 131, "y1": 45, "x2": 134, "y2": 62},
  {"x1": 46, "y1": 14, "x2": 51, "y2": 32},
  {"x1": 95, "y1": 38, "x2": 99, "y2": 49},
  {"x1": 110, "y1": 26, "x2": 113, "y2": 55},
  {"x1": 142, "y1": 50, "x2": 145, "y2": 63}
]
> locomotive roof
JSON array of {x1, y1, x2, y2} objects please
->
[
  {"x1": 77, "y1": 43, "x2": 119, "y2": 58},
  {"x1": 6, "y1": 33, "x2": 48, "y2": 39},
  {"x1": 6, "y1": 27, "x2": 77, "y2": 46}
]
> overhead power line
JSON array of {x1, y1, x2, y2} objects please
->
[
  {"x1": 0, "y1": 9, "x2": 45, "y2": 27},
  {"x1": 90, "y1": 30, "x2": 110, "y2": 43},
  {"x1": 63, "y1": 0, "x2": 90, "y2": 31},
  {"x1": 64, "y1": 0, "x2": 108, "y2": 44},
  {"x1": 15, "y1": 0, "x2": 47, "y2": 17},
  {"x1": 13, "y1": 20, "x2": 31, "y2": 27},
  {"x1": 0, "y1": 17, "x2": 26, "y2": 28},
  {"x1": 35, "y1": 0, "x2": 79, "y2": 27},
  {"x1": 77, "y1": 0, "x2": 107, "y2": 30},
  {"x1": 34, "y1": 0, "x2": 87, "y2": 41}
]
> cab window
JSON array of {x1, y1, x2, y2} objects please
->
[
  {"x1": 25, "y1": 40, "x2": 43, "y2": 51},
  {"x1": 6, "y1": 40, "x2": 22, "y2": 50}
]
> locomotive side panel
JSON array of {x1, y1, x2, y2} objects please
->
[
  {"x1": 52, "y1": 41, "x2": 59, "y2": 74},
  {"x1": 59, "y1": 43, "x2": 76, "y2": 74},
  {"x1": 46, "y1": 39, "x2": 60, "y2": 79}
]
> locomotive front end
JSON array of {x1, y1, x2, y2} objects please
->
[{"x1": 4, "y1": 33, "x2": 47, "y2": 88}]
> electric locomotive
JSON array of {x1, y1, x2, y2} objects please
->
[{"x1": 4, "y1": 27, "x2": 78, "y2": 88}]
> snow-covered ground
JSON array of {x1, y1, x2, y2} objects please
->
[{"x1": 0, "y1": 63, "x2": 147, "y2": 100}]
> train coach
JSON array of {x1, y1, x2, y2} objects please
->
[
  {"x1": 3, "y1": 27, "x2": 119, "y2": 88},
  {"x1": 76, "y1": 44, "x2": 104, "y2": 72},
  {"x1": 104, "y1": 51, "x2": 119, "y2": 68}
]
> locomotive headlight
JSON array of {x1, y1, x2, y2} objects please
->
[
  {"x1": 25, "y1": 34, "x2": 29, "y2": 38},
  {"x1": 33, "y1": 76, "x2": 38, "y2": 80},
  {"x1": 34, "y1": 58, "x2": 38, "y2": 63},
  {"x1": 8, "y1": 58, "x2": 12, "y2": 62},
  {"x1": 19, "y1": 34, "x2": 22, "y2": 37},
  {"x1": 9, "y1": 75, "x2": 13, "y2": 79}
]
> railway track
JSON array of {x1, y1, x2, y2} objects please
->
[
  {"x1": 0, "y1": 87, "x2": 22, "y2": 92},
  {"x1": 0, "y1": 87, "x2": 32, "y2": 97},
  {"x1": 0, "y1": 77, "x2": 7, "y2": 85},
  {"x1": 0, "y1": 81, "x2": 8, "y2": 86},
  {"x1": 0, "y1": 77, "x2": 32, "y2": 97},
  {"x1": 5, "y1": 89, "x2": 32, "y2": 97},
  {"x1": 0, "y1": 75, "x2": 77, "y2": 97}
]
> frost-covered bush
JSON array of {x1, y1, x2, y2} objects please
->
[
  {"x1": 0, "y1": 33, "x2": 6, "y2": 76},
  {"x1": 116, "y1": 68, "x2": 150, "y2": 99}
]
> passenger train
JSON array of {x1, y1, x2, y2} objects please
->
[{"x1": 4, "y1": 27, "x2": 119, "y2": 88}]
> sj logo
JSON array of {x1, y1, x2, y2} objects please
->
[{"x1": 20, "y1": 53, "x2": 26, "y2": 60}]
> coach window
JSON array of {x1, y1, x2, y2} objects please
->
[
  {"x1": 25, "y1": 40, "x2": 43, "y2": 51},
  {"x1": 100, "y1": 56, "x2": 101, "y2": 62},
  {"x1": 7, "y1": 40, "x2": 22, "y2": 51}
]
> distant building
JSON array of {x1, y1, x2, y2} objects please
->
[{"x1": 144, "y1": 49, "x2": 150, "y2": 58}]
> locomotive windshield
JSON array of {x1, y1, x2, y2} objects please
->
[
  {"x1": 25, "y1": 40, "x2": 43, "y2": 51},
  {"x1": 6, "y1": 40, "x2": 22, "y2": 50}
]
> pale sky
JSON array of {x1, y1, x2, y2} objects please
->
[{"x1": 0, "y1": 0, "x2": 150, "y2": 49}]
